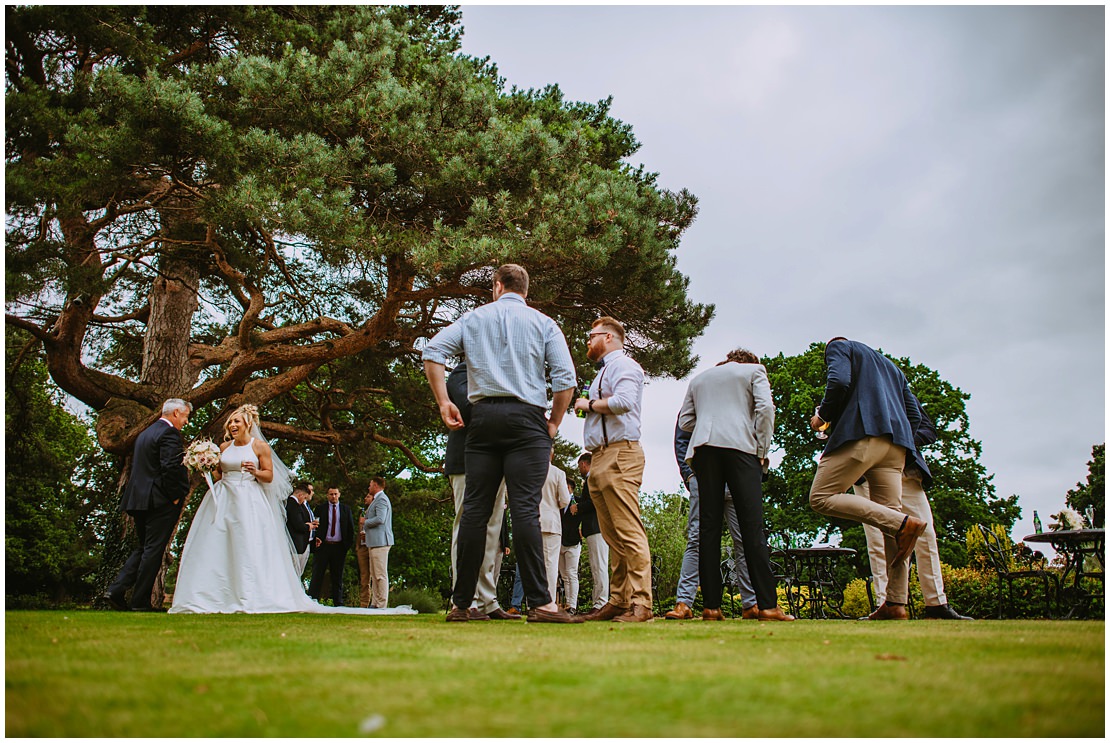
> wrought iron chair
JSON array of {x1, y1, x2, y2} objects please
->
[{"x1": 977, "y1": 524, "x2": 1059, "y2": 618}]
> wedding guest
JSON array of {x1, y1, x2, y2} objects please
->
[
  {"x1": 576, "y1": 453, "x2": 609, "y2": 612},
  {"x1": 308, "y1": 486, "x2": 355, "y2": 606},
  {"x1": 287, "y1": 482, "x2": 318, "y2": 578},
  {"x1": 574, "y1": 317, "x2": 654, "y2": 623},
  {"x1": 679, "y1": 348, "x2": 793, "y2": 621},
  {"x1": 540, "y1": 457, "x2": 572, "y2": 608},
  {"x1": 559, "y1": 474, "x2": 582, "y2": 613},
  {"x1": 104, "y1": 399, "x2": 191, "y2": 612},
  {"x1": 362, "y1": 477, "x2": 394, "y2": 609},
  {"x1": 423, "y1": 263, "x2": 580, "y2": 624}
]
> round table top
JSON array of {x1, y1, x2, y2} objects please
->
[
  {"x1": 785, "y1": 546, "x2": 857, "y2": 557},
  {"x1": 1023, "y1": 528, "x2": 1104, "y2": 545}
]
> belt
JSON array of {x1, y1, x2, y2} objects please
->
[
  {"x1": 475, "y1": 396, "x2": 527, "y2": 405},
  {"x1": 590, "y1": 439, "x2": 640, "y2": 454}
]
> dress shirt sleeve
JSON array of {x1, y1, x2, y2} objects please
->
[
  {"x1": 422, "y1": 319, "x2": 465, "y2": 366},
  {"x1": 605, "y1": 358, "x2": 643, "y2": 415},
  {"x1": 544, "y1": 321, "x2": 577, "y2": 393},
  {"x1": 818, "y1": 340, "x2": 852, "y2": 423},
  {"x1": 751, "y1": 365, "x2": 775, "y2": 459}
]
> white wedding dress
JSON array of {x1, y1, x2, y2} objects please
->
[{"x1": 169, "y1": 438, "x2": 414, "y2": 615}]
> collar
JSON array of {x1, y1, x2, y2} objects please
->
[
  {"x1": 600, "y1": 348, "x2": 626, "y2": 366},
  {"x1": 496, "y1": 292, "x2": 526, "y2": 305}
]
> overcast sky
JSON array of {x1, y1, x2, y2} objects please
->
[{"x1": 458, "y1": 5, "x2": 1105, "y2": 542}]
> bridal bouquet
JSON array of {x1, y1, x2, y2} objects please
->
[{"x1": 184, "y1": 439, "x2": 221, "y2": 490}]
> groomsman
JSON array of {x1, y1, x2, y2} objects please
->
[
  {"x1": 105, "y1": 399, "x2": 192, "y2": 612},
  {"x1": 308, "y1": 486, "x2": 355, "y2": 606},
  {"x1": 362, "y1": 477, "x2": 394, "y2": 609}
]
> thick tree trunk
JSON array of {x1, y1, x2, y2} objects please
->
[{"x1": 142, "y1": 255, "x2": 200, "y2": 393}]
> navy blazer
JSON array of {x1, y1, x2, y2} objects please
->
[
  {"x1": 817, "y1": 340, "x2": 920, "y2": 455},
  {"x1": 905, "y1": 393, "x2": 937, "y2": 489},
  {"x1": 120, "y1": 418, "x2": 189, "y2": 513}
]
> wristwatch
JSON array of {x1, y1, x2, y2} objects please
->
[{"x1": 589, "y1": 399, "x2": 597, "y2": 412}]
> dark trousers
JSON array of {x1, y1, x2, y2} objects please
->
[
  {"x1": 692, "y1": 446, "x2": 778, "y2": 610},
  {"x1": 309, "y1": 542, "x2": 349, "y2": 605},
  {"x1": 109, "y1": 502, "x2": 181, "y2": 610},
  {"x1": 453, "y1": 399, "x2": 552, "y2": 610}
]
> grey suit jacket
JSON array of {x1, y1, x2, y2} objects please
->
[
  {"x1": 362, "y1": 492, "x2": 394, "y2": 548},
  {"x1": 678, "y1": 361, "x2": 775, "y2": 461}
]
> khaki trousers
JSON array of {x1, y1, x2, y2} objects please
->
[
  {"x1": 858, "y1": 476, "x2": 947, "y2": 607},
  {"x1": 810, "y1": 436, "x2": 910, "y2": 603},
  {"x1": 356, "y1": 542, "x2": 371, "y2": 608},
  {"x1": 542, "y1": 532, "x2": 562, "y2": 606},
  {"x1": 369, "y1": 546, "x2": 390, "y2": 608},
  {"x1": 449, "y1": 474, "x2": 507, "y2": 613},
  {"x1": 588, "y1": 441, "x2": 652, "y2": 608}
]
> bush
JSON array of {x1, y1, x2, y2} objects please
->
[{"x1": 389, "y1": 586, "x2": 443, "y2": 614}]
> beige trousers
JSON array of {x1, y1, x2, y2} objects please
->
[
  {"x1": 356, "y1": 542, "x2": 371, "y2": 608},
  {"x1": 542, "y1": 532, "x2": 562, "y2": 605},
  {"x1": 858, "y1": 476, "x2": 947, "y2": 606},
  {"x1": 809, "y1": 436, "x2": 910, "y2": 603},
  {"x1": 368, "y1": 546, "x2": 390, "y2": 609},
  {"x1": 450, "y1": 474, "x2": 507, "y2": 613},
  {"x1": 588, "y1": 441, "x2": 652, "y2": 608}
]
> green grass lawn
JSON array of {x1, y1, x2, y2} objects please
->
[{"x1": 5, "y1": 611, "x2": 1104, "y2": 737}]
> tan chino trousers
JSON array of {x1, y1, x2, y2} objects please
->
[
  {"x1": 809, "y1": 436, "x2": 911, "y2": 603},
  {"x1": 369, "y1": 545, "x2": 390, "y2": 609},
  {"x1": 588, "y1": 441, "x2": 652, "y2": 609}
]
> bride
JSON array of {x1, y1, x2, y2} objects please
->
[{"x1": 169, "y1": 404, "x2": 412, "y2": 615}]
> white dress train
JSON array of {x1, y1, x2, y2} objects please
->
[{"x1": 169, "y1": 439, "x2": 414, "y2": 615}]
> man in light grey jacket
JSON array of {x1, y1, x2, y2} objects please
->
[
  {"x1": 679, "y1": 348, "x2": 793, "y2": 622},
  {"x1": 362, "y1": 477, "x2": 394, "y2": 609}
]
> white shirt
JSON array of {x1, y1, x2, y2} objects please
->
[
  {"x1": 582, "y1": 348, "x2": 644, "y2": 452},
  {"x1": 539, "y1": 464, "x2": 572, "y2": 534}
]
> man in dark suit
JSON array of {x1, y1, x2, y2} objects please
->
[
  {"x1": 308, "y1": 485, "x2": 355, "y2": 605},
  {"x1": 104, "y1": 399, "x2": 192, "y2": 612},
  {"x1": 808, "y1": 338, "x2": 928, "y2": 620},
  {"x1": 286, "y1": 482, "x2": 318, "y2": 577}
]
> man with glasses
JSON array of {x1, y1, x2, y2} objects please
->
[
  {"x1": 423, "y1": 264, "x2": 581, "y2": 624},
  {"x1": 573, "y1": 317, "x2": 654, "y2": 622}
]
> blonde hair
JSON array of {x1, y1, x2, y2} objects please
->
[{"x1": 223, "y1": 403, "x2": 261, "y2": 441}]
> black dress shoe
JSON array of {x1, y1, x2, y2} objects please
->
[
  {"x1": 103, "y1": 593, "x2": 130, "y2": 612},
  {"x1": 923, "y1": 604, "x2": 974, "y2": 620}
]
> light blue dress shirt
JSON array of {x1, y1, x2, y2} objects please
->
[
  {"x1": 422, "y1": 293, "x2": 576, "y2": 408},
  {"x1": 582, "y1": 348, "x2": 644, "y2": 452}
]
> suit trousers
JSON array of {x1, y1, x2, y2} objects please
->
[
  {"x1": 857, "y1": 477, "x2": 947, "y2": 607},
  {"x1": 542, "y1": 532, "x2": 562, "y2": 607},
  {"x1": 454, "y1": 399, "x2": 552, "y2": 611},
  {"x1": 676, "y1": 475, "x2": 757, "y2": 609},
  {"x1": 449, "y1": 474, "x2": 507, "y2": 613},
  {"x1": 588, "y1": 441, "x2": 652, "y2": 609},
  {"x1": 559, "y1": 543, "x2": 582, "y2": 609},
  {"x1": 809, "y1": 436, "x2": 910, "y2": 603},
  {"x1": 356, "y1": 542, "x2": 371, "y2": 608},
  {"x1": 309, "y1": 542, "x2": 349, "y2": 605},
  {"x1": 584, "y1": 533, "x2": 610, "y2": 610},
  {"x1": 692, "y1": 446, "x2": 778, "y2": 610},
  {"x1": 369, "y1": 545, "x2": 390, "y2": 608},
  {"x1": 110, "y1": 502, "x2": 182, "y2": 610}
]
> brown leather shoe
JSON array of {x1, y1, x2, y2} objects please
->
[
  {"x1": 741, "y1": 606, "x2": 760, "y2": 620},
  {"x1": 664, "y1": 602, "x2": 694, "y2": 620},
  {"x1": 505, "y1": 607, "x2": 521, "y2": 616},
  {"x1": 467, "y1": 608, "x2": 491, "y2": 621},
  {"x1": 701, "y1": 608, "x2": 724, "y2": 621},
  {"x1": 527, "y1": 606, "x2": 585, "y2": 624},
  {"x1": 487, "y1": 607, "x2": 522, "y2": 620},
  {"x1": 445, "y1": 605, "x2": 469, "y2": 622},
  {"x1": 894, "y1": 516, "x2": 928, "y2": 563},
  {"x1": 613, "y1": 603, "x2": 655, "y2": 623},
  {"x1": 583, "y1": 602, "x2": 626, "y2": 621},
  {"x1": 863, "y1": 601, "x2": 908, "y2": 620},
  {"x1": 758, "y1": 606, "x2": 796, "y2": 622}
]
